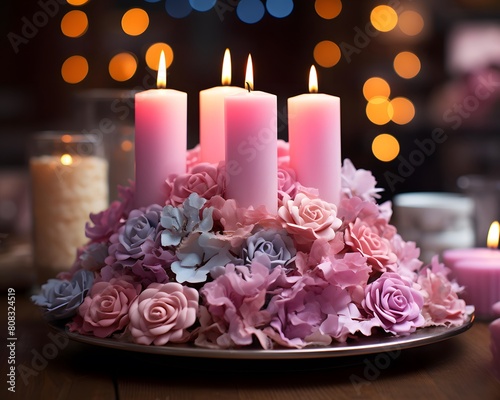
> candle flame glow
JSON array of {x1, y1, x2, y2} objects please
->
[
  {"x1": 487, "y1": 221, "x2": 500, "y2": 249},
  {"x1": 60, "y1": 154, "x2": 73, "y2": 166},
  {"x1": 157, "y1": 50, "x2": 167, "y2": 89},
  {"x1": 309, "y1": 65, "x2": 318, "y2": 93},
  {"x1": 245, "y1": 54, "x2": 254, "y2": 91},
  {"x1": 221, "y1": 48, "x2": 231, "y2": 86}
]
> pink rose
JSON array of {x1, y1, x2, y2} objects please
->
[
  {"x1": 278, "y1": 193, "x2": 342, "y2": 246},
  {"x1": 165, "y1": 163, "x2": 224, "y2": 207},
  {"x1": 277, "y1": 167, "x2": 298, "y2": 201},
  {"x1": 345, "y1": 218, "x2": 397, "y2": 274},
  {"x1": 70, "y1": 278, "x2": 141, "y2": 338},
  {"x1": 128, "y1": 282, "x2": 199, "y2": 345},
  {"x1": 363, "y1": 272, "x2": 425, "y2": 335}
]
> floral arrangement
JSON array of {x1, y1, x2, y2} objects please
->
[{"x1": 32, "y1": 141, "x2": 473, "y2": 349}]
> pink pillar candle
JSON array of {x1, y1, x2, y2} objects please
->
[
  {"x1": 200, "y1": 49, "x2": 246, "y2": 164},
  {"x1": 224, "y1": 55, "x2": 278, "y2": 214},
  {"x1": 443, "y1": 248, "x2": 500, "y2": 318},
  {"x1": 134, "y1": 53, "x2": 187, "y2": 208},
  {"x1": 288, "y1": 66, "x2": 341, "y2": 205}
]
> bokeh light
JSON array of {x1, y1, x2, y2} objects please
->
[
  {"x1": 66, "y1": 0, "x2": 89, "y2": 5},
  {"x1": 121, "y1": 140, "x2": 134, "y2": 152},
  {"x1": 237, "y1": 0, "x2": 266, "y2": 24},
  {"x1": 398, "y1": 10, "x2": 424, "y2": 36},
  {"x1": 61, "y1": 55, "x2": 88, "y2": 84},
  {"x1": 313, "y1": 40, "x2": 341, "y2": 68},
  {"x1": 121, "y1": 8, "x2": 149, "y2": 36},
  {"x1": 266, "y1": 0, "x2": 294, "y2": 18},
  {"x1": 60, "y1": 154, "x2": 74, "y2": 166},
  {"x1": 61, "y1": 10, "x2": 88, "y2": 38},
  {"x1": 372, "y1": 134, "x2": 400, "y2": 162},
  {"x1": 189, "y1": 0, "x2": 217, "y2": 12},
  {"x1": 366, "y1": 96, "x2": 394, "y2": 125},
  {"x1": 390, "y1": 97, "x2": 415, "y2": 125},
  {"x1": 146, "y1": 43, "x2": 174, "y2": 70},
  {"x1": 363, "y1": 77, "x2": 391, "y2": 101},
  {"x1": 371, "y1": 5, "x2": 398, "y2": 32},
  {"x1": 394, "y1": 51, "x2": 421, "y2": 79},
  {"x1": 109, "y1": 53, "x2": 138, "y2": 82},
  {"x1": 165, "y1": 0, "x2": 192, "y2": 18},
  {"x1": 315, "y1": 0, "x2": 342, "y2": 19}
]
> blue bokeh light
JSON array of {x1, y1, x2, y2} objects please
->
[
  {"x1": 143, "y1": 0, "x2": 162, "y2": 3},
  {"x1": 165, "y1": 0, "x2": 193, "y2": 18},
  {"x1": 237, "y1": 0, "x2": 266, "y2": 24},
  {"x1": 266, "y1": 0, "x2": 294, "y2": 18},
  {"x1": 189, "y1": 0, "x2": 217, "y2": 12}
]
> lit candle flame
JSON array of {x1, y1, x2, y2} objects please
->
[
  {"x1": 221, "y1": 48, "x2": 231, "y2": 86},
  {"x1": 60, "y1": 154, "x2": 73, "y2": 166},
  {"x1": 157, "y1": 50, "x2": 167, "y2": 89},
  {"x1": 487, "y1": 221, "x2": 500, "y2": 249},
  {"x1": 309, "y1": 65, "x2": 318, "y2": 93},
  {"x1": 245, "y1": 54, "x2": 254, "y2": 92}
]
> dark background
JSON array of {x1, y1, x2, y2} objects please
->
[{"x1": 1, "y1": 0, "x2": 500, "y2": 202}]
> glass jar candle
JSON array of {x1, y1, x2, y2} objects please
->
[{"x1": 30, "y1": 131, "x2": 109, "y2": 282}]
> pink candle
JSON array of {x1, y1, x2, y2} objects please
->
[
  {"x1": 225, "y1": 55, "x2": 278, "y2": 214},
  {"x1": 134, "y1": 51, "x2": 187, "y2": 208},
  {"x1": 288, "y1": 65, "x2": 341, "y2": 205},
  {"x1": 442, "y1": 221, "x2": 500, "y2": 318},
  {"x1": 200, "y1": 49, "x2": 246, "y2": 164}
]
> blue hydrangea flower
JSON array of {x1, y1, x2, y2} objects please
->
[{"x1": 161, "y1": 193, "x2": 213, "y2": 247}]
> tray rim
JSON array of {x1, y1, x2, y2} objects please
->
[{"x1": 49, "y1": 313, "x2": 474, "y2": 360}]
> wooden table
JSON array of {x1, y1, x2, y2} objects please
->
[{"x1": 3, "y1": 291, "x2": 500, "y2": 400}]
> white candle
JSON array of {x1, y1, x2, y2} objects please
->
[
  {"x1": 134, "y1": 51, "x2": 187, "y2": 208},
  {"x1": 225, "y1": 55, "x2": 278, "y2": 214},
  {"x1": 288, "y1": 65, "x2": 341, "y2": 205},
  {"x1": 30, "y1": 136, "x2": 108, "y2": 280},
  {"x1": 200, "y1": 49, "x2": 246, "y2": 164}
]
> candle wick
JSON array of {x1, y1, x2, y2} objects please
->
[{"x1": 245, "y1": 82, "x2": 252, "y2": 93}]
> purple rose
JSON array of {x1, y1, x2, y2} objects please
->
[
  {"x1": 31, "y1": 270, "x2": 94, "y2": 321},
  {"x1": 242, "y1": 229, "x2": 296, "y2": 269},
  {"x1": 362, "y1": 272, "x2": 425, "y2": 335},
  {"x1": 107, "y1": 204, "x2": 163, "y2": 267}
]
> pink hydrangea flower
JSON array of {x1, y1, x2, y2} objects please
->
[
  {"x1": 417, "y1": 257, "x2": 468, "y2": 327},
  {"x1": 363, "y1": 272, "x2": 425, "y2": 335},
  {"x1": 345, "y1": 218, "x2": 397, "y2": 274},
  {"x1": 165, "y1": 163, "x2": 224, "y2": 207},
  {"x1": 128, "y1": 282, "x2": 199, "y2": 345},
  {"x1": 264, "y1": 274, "x2": 356, "y2": 347},
  {"x1": 278, "y1": 192, "x2": 342, "y2": 247},
  {"x1": 69, "y1": 278, "x2": 141, "y2": 338},
  {"x1": 341, "y1": 158, "x2": 382, "y2": 202},
  {"x1": 196, "y1": 257, "x2": 282, "y2": 349}
]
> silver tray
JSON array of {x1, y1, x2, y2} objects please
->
[{"x1": 51, "y1": 313, "x2": 474, "y2": 360}]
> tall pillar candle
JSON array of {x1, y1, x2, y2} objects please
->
[
  {"x1": 134, "y1": 51, "x2": 187, "y2": 207},
  {"x1": 225, "y1": 55, "x2": 278, "y2": 214},
  {"x1": 288, "y1": 65, "x2": 341, "y2": 205},
  {"x1": 200, "y1": 49, "x2": 246, "y2": 164}
]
